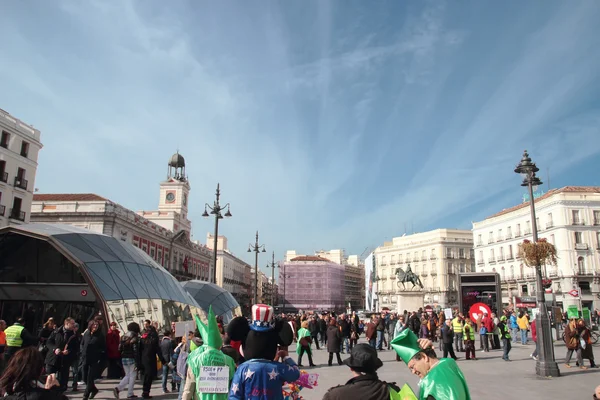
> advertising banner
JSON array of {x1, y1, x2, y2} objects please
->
[{"x1": 364, "y1": 252, "x2": 377, "y2": 311}]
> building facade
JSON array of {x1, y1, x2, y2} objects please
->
[
  {"x1": 472, "y1": 186, "x2": 600, "y2": 312},
  {"x1": 206, "y1": 234, "x2": 252, "y2": 309},
  {"x1": 375, "y1": 229, "x2": 475, "y2": 311},
  {"x1": 30, "y1": 153, "x2": 212, "y2": 282},
  {"x1": 280, "y1": 255, "x2": 345, "y2": 312},
  {"x1": 0, "y1": 108, "x2": 43, "y2": 227}
]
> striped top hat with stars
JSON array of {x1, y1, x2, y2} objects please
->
[{"x1": 250, "y1": 304, "x2": 275, "y2": 332}]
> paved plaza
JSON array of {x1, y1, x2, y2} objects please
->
[{"x1": 66, "y1": 338, "x2": 600, "y2": 400}]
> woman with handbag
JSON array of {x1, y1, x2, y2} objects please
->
[
  {"x1": 564, "y1": 318, "x2": 586, "y2": 369},
  {"x1": 578, "y1": 319, "x2": 597, "y2": 368},
  {"x1": 296, "y1": 321, "x2": 315, "y2": 367}
]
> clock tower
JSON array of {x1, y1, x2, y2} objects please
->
[{"x1": 143, "y1": 152, "x2": 192, "y2": 234}]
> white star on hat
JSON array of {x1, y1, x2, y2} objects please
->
[
  {"x1": 268, "y1": 368, "x2": 279, "y2": 380},
  {"x1": 244, "y1": 369, "x2": 255, "y2": 381},
  {"x1": 231, "y1": 383, "x2": 239, "y2": 394}
]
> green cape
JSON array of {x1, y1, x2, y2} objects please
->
[
  {"x1": 296, "y1": 327, "x2": 312, "y2": 355},
  {"x1": 419, "y1": 358, "x2": 470, "y2": 400}
]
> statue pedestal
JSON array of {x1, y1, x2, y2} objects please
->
[{"x1": 396, "y1": 291, "x2": 425, "y2": 312}]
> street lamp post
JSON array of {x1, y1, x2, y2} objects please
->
[
  {"x1": 247, "y1": 231, "x2": 266, "y2": 304},
  {"x1": 515, "y1": 150, "x2": 560, "y2": 377},
  {"x1": 202, "y1": 183, "x2": 232, "y2": 285},
  {"x1": 267, "y1": 251, "x2": 279, "y2": 305}
]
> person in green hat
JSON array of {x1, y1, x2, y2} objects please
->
[
  {"x1": 391, "y1": 329, "x2": 470, "y2": 400},
  {"x1": 182, "y1": 307, "x2": 236, "y2": 400}
]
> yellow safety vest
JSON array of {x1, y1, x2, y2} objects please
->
[
  {"x1": 463, "y1": 325, "x2": 475, "y2": 341},
  {"x1": 5, "y1": 324, "x2": 24, "y2": 347},
  {"x1": 452, "y1": 317, "x2": 463, "y2": 334}
]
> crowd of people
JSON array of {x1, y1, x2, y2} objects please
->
[{"x1": 0, "y1": 305, "x2": 598, "y2": 399}]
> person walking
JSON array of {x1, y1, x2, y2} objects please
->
[
  {"x1": 106, "y1": 322, "x2": 122, "y2": 380},
  {"x1": 564, "y1": 318, "x2": 585, "y2": 369},
  {"x1": 441, "y1": 319, "x2": 458, "y2": 360},
  {"x1": 339, "y1": 314, "x2": 351, "y2": 353},
  {"x1": 159, "y1": 330, "x2": 176, "y2": 394},
  {"x1": 517, "y1": 312, "x2": 529, "y2": 345},
  {"x1": 80, "y1": 320, "x2": 106, "y2": 400},
  {"x1": 530, "y1": 314, "x2": 539, "y2": 361},
  {"x1": 463, "y1": 318, "x2": 476, "y2": 360},
  {"x1": 509, "y1": 311, "x2": 519, "y2": 344},
  {"x1": 296, "y1": 321, "x2": 315, "y2": 367},
  {"x1": 114, "y1": 322, "x2": 140, "y2": 400},
  {"x1": 579, "y1": 319, "x2": 597, "y2": 368},
  {"x1": 45, "y1": 317, "x2": 77, "y2": 391},
  {"x1": 39, "y1": 318, "x2": 56, "y2": 363},
  {"x1": 319, "y1": 314, "x2": 328, "y2": 347},
  {"x1": 326, "y1": 319, "x2": 343, "y2": 366},
  {"x1": 139, "y1": 320, "x2": 165, "y2": 399},
  {"x1": 3, "y1": 317, "x2": 37, "y2": 363},
  {"x1": 365, "y1": 318, "x2": 377, "y2": 349},
  {"x1": 308, "y1": 316, "x2": 320, "y2": 350},
  {"x1": 498, "y1": 316, "x2": 512, "y2": 361},
  {"x1": 69, "y1": 323, "x2": 82, "y2": 393},
  {"x1": 375, "y1": 315, "x2": 385, "y2": 351},
  {"x1": 452, "y1": 313, "x2": 464, "y2": 352},
  {"x1": 491, "y1": 313, "x2": 502, "y2": 350},
  {"x1": 385, "y1": 314, "x2": 397, "y2": 350}
]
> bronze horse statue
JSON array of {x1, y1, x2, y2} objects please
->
[{"x1": 396, "y1": 264, "x2": 424, "y2": 290}]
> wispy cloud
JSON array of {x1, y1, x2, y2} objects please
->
[{"x1": 0, "y1": 1, "x2": 599, "y2": 271}]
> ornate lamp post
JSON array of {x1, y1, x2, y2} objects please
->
[
  {"x1": 202, "y1": 183, "x2": 232, "y2": 285},
  {"x1": 267, "y1": 251, "x2": 279, "y2": 305},
  {"x1": 247, "y1": 231, "x2": 266, "y2": 304},
  {"x1": 514, "y1": 150, "x2": 560, "y2": 377}
]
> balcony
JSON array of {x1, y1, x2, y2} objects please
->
[
  {"x1": 577, "y1": 270, "x2": 593, "y2": 276},
  {"x1": 429, "y1": 255, "x2": 437, "y2": 260},
  {"x1": 575, "y1": 243, "x2": 589, "y2": 250},
  {"x1": 430, "y1": 270, "x2": 437, "y2": 276},
  {"x1": 515, "y1": 231, "x2": 522, "y2": 238},
  {"x1": 421, "y1": 271, "x2": 428, "y2": 277},
  {"x1": 477, "y1": 260, "x2": 484, "y2": 265},
  {"x1": 594, "y1": 219, "x2": 600, "y2": 226},
  {"x1": 13, "y1": 177, "x2": 28, "y2": 190},
  {"x1": 497, "y1": 255, "x2": 505, "y2": 262},
  {"x1": 489, "y1": 258, "x2": 497, "y2": 264},
  {"x1": 505, "y1": 234, "x2": 512, "y2": 239},
  {"x1": 476, "y1": 241, "x2": 483, "y2": 247},
  {"x1": 496, "y1": 236, "x2": 504, "y2": 242},
  {"x1": 524, "y1": 229, "x2": 531, "y2": 235},
  {"x1": 546, "y1": 222, "x2": 554, "y2": 229},
  {"x1": 421, "y1": 257, "x2": 427, "y2": 261},
  {"x1": 0, "y1": 205, "x2": 4, "y2": 216},
  {"x1": 0, "y1": 171, "x2": 7, "y2": 183},
  {"x1": 572, "y1": 219, "x2": 585, "y2": 226},
  {"x1": 448, "y1": 270, "x2": 456, "y2": 275},
  {"x1": 507, "y1": 255, "x2": 514, "y2": 260},
  {"x1": 9, "y1": 209, "x2": 25, "y2": 221}
]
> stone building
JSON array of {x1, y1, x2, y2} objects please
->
[{"x1": 30, "y1": 152, "x2": 212, "y2": 282}]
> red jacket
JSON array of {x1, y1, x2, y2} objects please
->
[
  {"x1": 531, "y1": 320, "x2": 537, "y2": 342},
  {"x1": 106, "y1": 329, "x2": 121, "y2": 359}
]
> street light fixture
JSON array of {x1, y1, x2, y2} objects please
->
[
  {"x1": 514, "y1": 150, "x2": 560, "y2": 377},
  {"x1": 267, "y1": 251, "x2": 279, "y2": 306},
  {"x1": 248, "y1": 231, "x2": 266, "y2": 304},
  {"x1": 202, "y1": 183, "x2": 232, "y2": 285}
]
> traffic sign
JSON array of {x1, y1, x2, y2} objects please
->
[
  {"x1": 469, "y1": 302, "x2": 492, "y2": 322},
  {"x1": 81, "y1": 290, "x2": 88, "y2": 297},
  {"x1": 568, "y1": 289, "x2": 579, "y2": 297}
]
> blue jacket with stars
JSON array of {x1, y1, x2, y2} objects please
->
[{"x1": 228, "y1": 357, "x2": 300, "y2": 400}]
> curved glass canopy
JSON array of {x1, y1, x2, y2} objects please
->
[{"x1": 181, "y1": 280, "x2": 241, "y2": 323}]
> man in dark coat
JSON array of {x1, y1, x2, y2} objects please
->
[
  {"x1": 308, "y1": 316, "x2": 320, "y2": 350},
  {"x1": 338, "y1": 314, "x2": 351, "y2": 353},
  {"x1": 318, "y1": 315, "x2": 328, "y2": 346},
  {"x1": 441, "y1": 319, "x2": 458, "y2": 360},
  {"x1": 408, "y1": 312, "x2": 421, "y2": 336},
  {"x1": 45, "y1": 317, "x2": 77, "y2": 391},
  {"x1": 323, "y1": 344, "x2": 400, "y2": 400},
  {"x1": 139, "y1": 320, "x2": 166, "y2": 399}
]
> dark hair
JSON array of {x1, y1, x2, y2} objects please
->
[
  {"x1": 88, "y1": 320, "x2": 98, "y2": 331},
  {"x1": 329, "y1": 318, "x2": 337, "y2": 326},
  {"x1": 0, "y1": 347, "x2": 44, "y2": 394},
  {"x1": 163, "y1": 329, "x2": 172, "y2": 336},
  {"x1": 144, "y1": 319, "x2": 152, "y2": 325},
  {"x1": 16, "y1": 317, "x2": 25, "y2": 325},
  {"x1": 127, "y1": 322, "x2": 141, "y2": 334},
  {"x1": 412, "y1": 347, "x2": 437, "y2": 361}
]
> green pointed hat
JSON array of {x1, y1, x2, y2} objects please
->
[
  {"x1": 391, "y1": 329, "x2": 421, "y2": 364},
  {"x1": 194, "y1": 306, "x2": 222, "y2": 349}
]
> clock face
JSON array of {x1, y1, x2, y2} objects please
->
[{"x1": 166, "y1": 192, "x2": 175, "y2": 203}]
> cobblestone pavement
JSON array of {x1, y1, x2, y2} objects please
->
[{"x1": 67, "y1": 339, "x2": 600, "y2": 400}]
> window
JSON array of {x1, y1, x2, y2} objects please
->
[
  {"x1": 507, "y1": 226, "x2": 512, "y2": 238},
  {"x1": 488, "y1": 231, "x2": 494, "y2": 243},
  {"x1": 578, "y1": 256, "x2": 585, "y2": 274},
  {"x1": 547, "y1": 213, "x2": 553, "y2": 229},
  {"x1": 399, "y1": 254, "x2": 403, "y2": 263},
  {"x1": 510, "y1": 265, "x2": 514, "y2": 279},
  {"x1": 20, "y1": 141, "x2": 29, "y2": 158},
  {"x1": 499, "y1": 247, "x2": 504, "y2": 259},
  {"x1": 459, "y1": 262, "x2": 465, "y2": 273},
  {"x1": 448, "y1": 262, "x2": 454, "y2": 274},
  {"x1": 478, "y1": 251, "x2": 483, "y2": 263},
  {"x1": 0, "y1": 160, "x2": 6, "y2": 183},
  {"x1": 390, "y1": 255, "x2": 395, "y2": 264},
  {"x1": 597, "y1": 233, "x2": 600, "y2": 249},
  {"x1": 594, "y1": 210, "x2": 600, "y2": 225},
  {"x1": 421, "y1": 250, "x2": 426, "y2": 260},
  {"x1": 0, "y1": 131, "x2": 9, "y2": 148},
  {"x1": 14, "y1": 168, "x2": 26, "y2": 190},
  {"x1": 489, "y1": 249, "x2": 495, "y2": 261},
  {"x1": 536, "y1": 217, "x2": 540, "y2": 231},
  {"x1": 477, "y1": 234, "x2": 482, "y2": 245},
  {"x1": 516, "y1": 224, "x2": 521, "y2": 236},
  {"x1": 459, "y1": 248, "x2": 465, "y2": 258},
  {"x1": 575, "y1": 232, "x2": 583, "y2": 244},
  {"x1": 501, "y1": 267, "x2": 506, "y2": 280},
  {"x1": 498, "y1": 229, "x2": 503, "y2": 241},
  {"x1": 446, "y1": 248, "x2": 452, "y2": 258},
  {"x1": 431, "y1": 263, "x2": 436, "y2": 274},
  {"x1": 508, "y1": 245, "x2": 513, "y2": 259},
  {"x1": 150, "y1": 248, "x2": 155, "y2": 258},
  {"x1": 525, "y1": 220, "x2": 531, "y2": 234},
  {"x1": 572, "y1": 210, "x2": 581, "y2": 225}
]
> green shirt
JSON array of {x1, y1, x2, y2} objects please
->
[
  {"x1": 187, "y1": 345, "x2": 236, "y2": 400},
  {"x1": 419, "y1": 358, "x2": 470, "y2": 400},
  {"x1": 296, "y1": 327, "x2": 312, "y2": 355}
]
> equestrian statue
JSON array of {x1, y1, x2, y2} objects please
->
[{"x1": 395, "y1": 264, "x2": 424, "y2": 290}]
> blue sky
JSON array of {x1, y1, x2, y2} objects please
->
[{"x1": 1, "y1": 1, "x2": 600, "y2": 272}]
